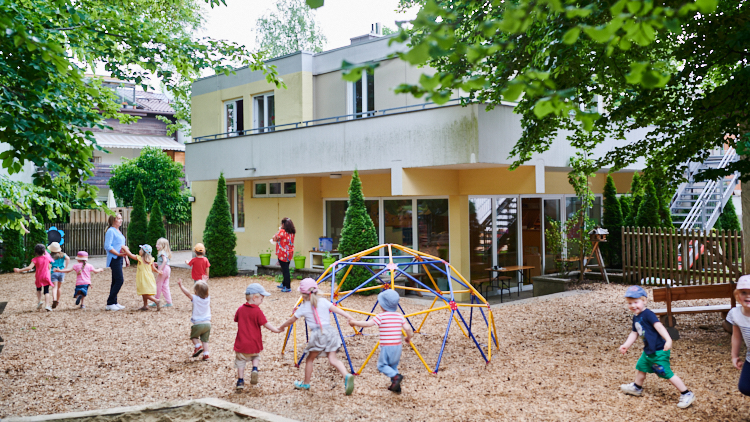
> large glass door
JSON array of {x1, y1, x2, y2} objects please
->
[
  {"x1": 521, "y1": 198, "x2": 542, "y2": 278},
  {"x1": 384, "y1": 200, "x2": 413, "y2": 253},
  {"x1": 543, "y1": 198, "x2": 561, "y2": 274},
  {"x1": 495, "y1": 197, "x2": 519, "y2": 269}
]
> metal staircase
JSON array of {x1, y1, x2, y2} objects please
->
[{"x1": 669, "y1": 147, "x2": 740, "y2": 231}]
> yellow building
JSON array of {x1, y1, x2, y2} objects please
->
[{"x1": 187, "y1": 29, "x2": 640, "y2": 294}]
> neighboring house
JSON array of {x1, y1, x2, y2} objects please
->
[
  {"x1": 185, "y1": 26, "x2": 649, "y2": 284},
  {"x1": 86, "y1": 76, "x2": 186, "y2": 202}
]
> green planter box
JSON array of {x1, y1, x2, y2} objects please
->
[
  {"x1": 322, "y1": 257, "x2": 336, "y2": 270},
  {"x1": 293, "y1": 256, "x2": 306, "y2": 269},
  {"x1": 259, "y1": 254, "x2": 272, "y2": 266}
]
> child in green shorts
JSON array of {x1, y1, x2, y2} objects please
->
[
  {"x1": 178, "y1": 278, "x2": 211, "y2": 360},
  {"x1": 618, "y1": 285, "x2": 695, "y2": 408}
]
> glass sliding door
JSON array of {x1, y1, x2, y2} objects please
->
[
  {"x1": 417, "y1": 199, "x2": 449, "y2": 260},
  {"x1": 469, "y1": 198, "x2": 493, "y2": 283},
  {"x1": 384, "y1": 200, "x2": 413, "y2": 253},
  {"x1": 543, "y1": 198, "x2": 561, "y2": 274},
  {"x1": 495, "y1": 197, "x2": 519, "y2": 269},
  {"x1": 521, "y1": 198, "x2": 542, "y2": 278},
  {"x1": 325, "y1": 200, "x2": 379, "y2": 250}
]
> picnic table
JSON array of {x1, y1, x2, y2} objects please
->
[{"x1": 483, "y1": 266, "x2": 536, "y2": 302}]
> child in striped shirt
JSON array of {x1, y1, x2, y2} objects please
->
[{"x1": 349, "y1": 289, "x2": 413, "y2": 393}]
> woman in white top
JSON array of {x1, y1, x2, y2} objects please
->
[{"x1": 279, "y1": 278, "x2": 355, "y2": 394}]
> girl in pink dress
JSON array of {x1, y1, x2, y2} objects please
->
[{"x1": 14, "y1": 244, "x2": 54, "y2": 311}]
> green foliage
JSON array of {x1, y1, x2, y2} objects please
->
[
  {"x1": 0, "y1": 176, "x2": 69, "y2": 233},
  {"x1": 128, "y1": 183, "x2": 149, "y2": 252},
  {"x1": 108, "y1": 147, "x2": 191, "y2": 223},
  {"x1": 0, "y1": 228, "x2": 25, "y2": 273},
  {"x1": 147, "y1": 200, "x2": 166, "y2": 250},
  {"x1": 715, "y1": 198, "x2": 741, "y2": 232},
  {"x1": 256, "y1": 0, "x2": 327, "y2": 58},
  {"x1": 0, "y1": 0, "x2": 284, "y2": 230},
  {"x1": 366, "y1": 0, "x2": 747, "y2": 186},
  {"x1": 619, "y1": 195, "x2": 632, "y2": 224},
  {"x1": 624, "y1": 173, "x2": 643, "y2": 227},
  {"x1": 338, "y1": 170, "x2": 379, "y2": 294},
  {"x1": 635, "y1": 180, "x2": 661, "y2": 228},
  {"x1": 602, "y1": 175, "x2": 623, "y2": 268},
  {"x1": 203, "y1": 173, "x2": 237, "y2": 277}
]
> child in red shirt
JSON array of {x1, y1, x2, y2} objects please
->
[
  {"x1": 14, "y1": 244, "x2": 55, "y2": 311},
  {"x1": 185, "y1": 243, "x2": 210, "y2": 282},
  {"x1": 234, "y1": 283, "x2": 280, "y2": 390}
]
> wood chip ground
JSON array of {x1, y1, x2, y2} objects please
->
[{"x1": 1, "y1": 268, "x2": 748, "y2": 421}]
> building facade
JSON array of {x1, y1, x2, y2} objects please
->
[{"x1": 187, "y1": 33, "x2": 644, "y2": 286}]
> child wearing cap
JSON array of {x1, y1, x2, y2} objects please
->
[
  {"x1": 233, "y1": 283, "x2": 282, "y2": 390},
  {"x1": 121, "y1": 244, "x2": 161, "y2": 311},
  {"x1": 186, "y1": 243, "x2": 210, "y2": 283},
  {"x1": 619, "y1": 285, "x2": 695, "y2": 408},
  {"x1": 54, "y1": 251, "x2": 105, "y2": 309},
  {"x1": 727, "y1": 275, "x2": 750, "y2": 396},
  {"x1": 349, "y1": 289, "x2": 413, "y2": 393},
  {"x1": 177, "y1": 278, "x2": 212, "y2": 360},
  {"x1": 48, "y1": 242, "x2": 70, "y2": 309},
  {"x1": 278, "y1": 278, "x2": 356, "y2": 395}
]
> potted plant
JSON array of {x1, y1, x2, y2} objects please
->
[
  {"x1": 322, "y1": 251, "x2": 336, "y2": 270},
  {"x1": 293, "y1": 251, "x2": 306, "y2": 270},
  {"x1": 259, "y1": 247, "x2": 273, "y2": 266}
]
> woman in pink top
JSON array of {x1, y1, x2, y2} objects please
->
[
  {"x1": 14, "y1": 244, "x2": 54, "y2": 311},
  {"x1": 55, "y1": 251, "x2": 105, "y2": 309}
]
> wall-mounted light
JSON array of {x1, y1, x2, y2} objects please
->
[
  {"x1": 330, "y1": 173, "x2": 342, "y2": 179},
  {"x1": 188, "y1": 196, "x2": 196, "y2": 203},
  {"x1": 245, "y1": 168, "x2": 256, "y2": 171}
]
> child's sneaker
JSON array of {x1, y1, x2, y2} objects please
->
[
  {"x1": 80, "y1": 305, "x2": 85, "y2": 310},
  {"x1": 389, "y1": 374, "x2": 404, "y2": 393},
  {"x1": 37, "y1": 301, "x2": 43, "y2": 310},
  {"x1": 202, "y1": 354, "x2": 210, "y2": 361},
  {"x1": 236, "y1": 379, "x2": 245, "y2": 391},
  {"x1": 163, "y1": 303, "x2": 173, "y2": 308},
  {"x1": 294, "y1": 381, "x2": 310, "y2": 390},
  {"x1": 192, "y1": 347, "x2": 203, "y2": 358},
  {"x1": 250, "y1": 369, "x2": 259, "y2": 385},
  {"x1": 75, "y1": 295, "x2": 82, "y2": 305},
  {"x1": 620, "y1": 382, "x2": 643, "y2": 396},
  {"x1": 45, "y1": 306, "x2": 52, "y2": 312},
  {"x1": 344, "y1": 374, "x2": 354, "y2": 395},
  {"x1": 148, "y1": 302, "x2": 158, "y2": 307},
  {"x1": 677, "y1": 391, "x2": 695, "y2": 409}
]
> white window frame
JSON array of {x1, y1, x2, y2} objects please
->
[
  {"x1": 346, "y1": 71, "x2": 374, "y2": 119},
  {"x1": 253, "y1": 179, "x2": 296, "y2": 198},
  {"x1": 253, "y1": 92, "x2": 275, "y2": 133},
  {"x1": 224, "y1": 98, "x2": 243, "y2": 136},
  {"x1": 227, "y1": 183, "x2": 245, "y2": 232}
]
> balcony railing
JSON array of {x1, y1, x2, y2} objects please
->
[{"x1": 192, "y1": 97, "x2": 467, "y2": 143}]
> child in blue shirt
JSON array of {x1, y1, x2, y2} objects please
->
[{"x1": 618, "y1": 285, "x2": 695, "y2": 409}]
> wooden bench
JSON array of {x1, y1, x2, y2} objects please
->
[
  {"x1": 471, "y1": 276, "x2": 511, "y2": 298},
  {"x1": 652, "y1": 284, "x2": 736, "y2": 333}
]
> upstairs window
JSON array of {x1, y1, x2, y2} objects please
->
[
  {"x1": 348, "y1": 70, "x2": 374, "y2": 118},
  {"x1": 253, "y1": 93, "x2": 275, "y2": 133},
  {"x1": 224, "y1": 99, "x2": 244, "y2": 136}
]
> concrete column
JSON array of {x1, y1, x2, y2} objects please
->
[
  {"x1": 449, "y1": 195, "x2": 470, "y2": 302},
  {"x1": 390, "y1": 161, "x2": 403, "y2": 196}
]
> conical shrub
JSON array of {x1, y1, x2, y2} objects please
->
[
  {"x1": 338, "y1": 170, "x2": 379, "y2": 293},
  {"x1": 601, "y1": 175, "x2": 623, "y2": 268},
  {"x1": 203, "y1": 173, "x2": 237, "y2": 277},
  {"x1": 636, "y1": 180, "x2": 661, "y2": 228},
  {"x1": 127, "y1": 183, "x2": 149, "y2": 252},
  {"x1": 147, "y1": 200, "x2": 166, "y2": 249}
]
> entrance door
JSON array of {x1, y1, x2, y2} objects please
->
[
  {"x1": 543, "y1": 199, "x2": 561, "y2": 274},
  {"x1": 520, "y1": 198, "x2": 542, "y2": 279}
]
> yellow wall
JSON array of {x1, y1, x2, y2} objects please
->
[
  {"x1": 458, "y1": 167, "x2": 536, "y2": 195},
  {"x1": 545, "y1": 170, "x2": 633, "y2": 194},
  {"x1": 403, "y1": 169, "x2": 459, "y2": 196},
  {"x1": 449, "y1": 195, "x2": 470, "y2": 301},
  {"x1": 320, "y1": 173, "x2": 391, "y2": 198},
  {"x1": 191, "y1": 71, "x2": 313, "y2": 139},
  {"x1": 611, "y1": 172, "x2": 636, "y2": 194}
]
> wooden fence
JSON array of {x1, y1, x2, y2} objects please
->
[
  {"x1": 29, "y1": 221, "x2": 192, "y2": 255},
  {"x1": 69, "y1": 207, "x2": 133, "y2": 223},
  {"x1": 622, "y1": 227, "x2": 744, "y2": 285}
]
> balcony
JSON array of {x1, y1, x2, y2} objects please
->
[{"x1": 185, "y1": 100, "x2": 646, "y2": 183}]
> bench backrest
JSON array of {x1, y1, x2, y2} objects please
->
[{"x1": 653, "y1": 283, "x2": 736, "y2": 303}]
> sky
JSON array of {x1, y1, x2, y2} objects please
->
[{"x1": 199, "y1": 0, "x2": 419, "y2": 52}]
